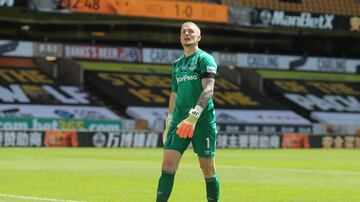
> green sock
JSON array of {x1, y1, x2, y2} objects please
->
[
  {"x1": 156, "y1": 170, "x2": 175, "y2": 202},
  {"x1": 205, "y1": 174, "x2": 220, "y2": 202}
]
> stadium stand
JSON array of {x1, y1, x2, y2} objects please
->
[
  {"x1": 81, "y1": 61, "x2": 311, "y2": 133},
  {"x1": 1, "y1": 2, "x2": 360, "y2": 202},
  {"x1": 0, "y1": 57, "x2": 35, "y2": 68},
  {"x1": 0, "y1": 0, "x2": 360, "y2": 148},
  {"x1": 223, "y1": 0, "x2": 360, "y2": 16},
  {"x1": 0, "y1": 57, "x2": 121, "y2": 132},
  {"x1": 265, "y1": 79, "x2": 360, "y2": 116}
]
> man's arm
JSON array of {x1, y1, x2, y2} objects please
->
[
  {"x1": 162, "y1": 92, "x2": 177, "y2": 143},
  {"x1": 168, "y1": 92, "x2": 177, "y2": 114},
  {"x1": 196, "y1": 78, "x2": 215, "y2": 109},
  {"x1": 175, "y1": 77, "x2": 215, "y2": 139}
]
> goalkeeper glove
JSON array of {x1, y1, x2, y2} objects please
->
[
  {"x1": 162, "y1": 113, "x2": 173, "y2": 144},
  {"x1": 176, "y1": 106, "x2": 203, "y2": 139}
]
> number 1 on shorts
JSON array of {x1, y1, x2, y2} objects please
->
[{"x1": 206, "y1": 137, "x2": 210, "y2": 150}]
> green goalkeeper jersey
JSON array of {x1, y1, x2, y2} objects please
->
[{"x1": 171, "y1": 49, "x2": 217, "y2": 127}]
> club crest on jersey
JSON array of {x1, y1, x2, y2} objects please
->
[
  {"x1": 178, "y1": 65, "x2": 196, "y2": 72},
  {"x1": 189, "y1": 64, "x2": 196, "y2": 71},
  {"x1": 180, "y1": 66, "x2": 187, "y2": 72}
]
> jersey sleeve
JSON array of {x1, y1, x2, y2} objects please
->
[
  {"x1": 171, "y1": 63, "x2": 178, "y2": 92},
  {"x1": 199, "y1": 53, "x2": 217, "y2": 79}
]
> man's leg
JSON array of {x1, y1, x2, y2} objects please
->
[
  {"x1": 156, "y1": 150, "x2": 182, "y2": 202},
  {"x1": 199, "y1": 156, "x2": 219, "y2": 202}
]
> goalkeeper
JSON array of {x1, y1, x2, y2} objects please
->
[{"x1": 156, "y1": 22, "x2": 219, "y2": 202}]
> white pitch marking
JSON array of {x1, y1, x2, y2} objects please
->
[{"x1": 0, "y1": 193, "x2": 86, "y2": 202}]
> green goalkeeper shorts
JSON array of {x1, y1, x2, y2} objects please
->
[{"x1": 163, "y1": 121, "x2": 218, "y2": 158}]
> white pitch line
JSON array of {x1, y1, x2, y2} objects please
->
[{"x1": 0, "y1": 193, "x2": 86, "y2": 202}]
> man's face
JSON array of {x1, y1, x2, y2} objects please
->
[{"x1": 180, "y1": 23, "x2": 201, "y2": 47}]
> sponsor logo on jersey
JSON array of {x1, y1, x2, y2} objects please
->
[
  {"x1": 176, "y1": 75, "x2": 198, "y2": 83},
  {"x1": 207, "y1": 66, "x2": 217, "y2": 74}
]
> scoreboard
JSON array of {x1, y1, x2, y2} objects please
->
[{"x1": 60, "y1": 0, "x2": 228, "y2": 23}]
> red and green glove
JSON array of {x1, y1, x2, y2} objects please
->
[
  {"x1": 176, "y1": 106, "x2": 203, "y2": 139},
  {"x1": 162, "y1": 113, "x2": 173, "y2": 144}
]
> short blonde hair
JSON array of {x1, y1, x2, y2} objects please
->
[{"x1": 181, "y1": 22, "x2": 201, "y2": 35}]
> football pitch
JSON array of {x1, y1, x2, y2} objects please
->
[{"x1": 0, "y1": 148, "x2": 359, "y2": 202}]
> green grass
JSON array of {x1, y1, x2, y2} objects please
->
[
  {"x1": 257, "y1": 70, "x2": 360, "y2": 82},
  {"x1": 0, "y1": 149, "x2": 359, "y2": 202},
  {"x1": 80, "y1": 61, "x2": 171, "y2": 74}
]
